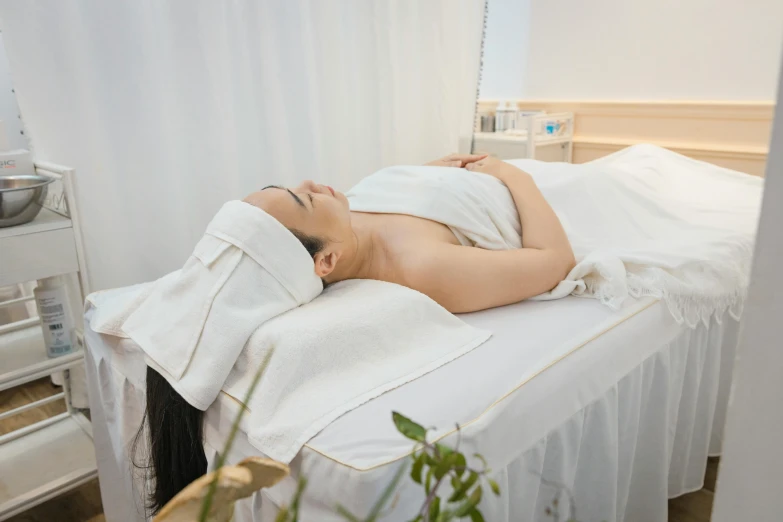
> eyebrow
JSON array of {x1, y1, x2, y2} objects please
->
[{"x1": 262, "y1": 185, "x2": 307, "y2": 209}]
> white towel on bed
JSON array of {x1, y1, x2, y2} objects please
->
[
  {"x1": 89, "y1": 202, "x2": 491, "y2": 462},
  {"x1": 347, "y1": 145, "x2": 762, "y2": 327},
  {"x1": 88, "y1": 277, "x2": 490, "y2": 464},
  {"x1": 120, "y1": 200, "x2": 324, "y2": 410},
  {"x1": 224, "y1": 279, "x2": 490, "y2": 463}
]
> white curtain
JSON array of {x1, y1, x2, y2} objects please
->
[{"x1": 0, "y1": 0, "x2": 485, "y2": 291}]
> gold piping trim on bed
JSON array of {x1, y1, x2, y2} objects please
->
[{"x1": 221, "y1": 298, "x2": 659, "y2": 473}]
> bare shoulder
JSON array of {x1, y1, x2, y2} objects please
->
[
  {"x1": 387, "y1": 239, "x2": 445, "y2": 285},
  {"x1": 393, "y1": 242, "x2": 465, "y2": 309}
]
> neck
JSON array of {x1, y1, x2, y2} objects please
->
[{"x1": 324, "y1": 218, "x2": 384, "y2": 284}]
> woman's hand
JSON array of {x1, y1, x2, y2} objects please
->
[
  {"x1": 425, "y1": 153, "x2": 487, "y2": 168},
  {"x1": 464, "y1": 155, "x2": 525, "y2": 183}
]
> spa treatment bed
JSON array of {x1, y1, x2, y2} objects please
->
[{"x1": 83, "y1": 146, "x2": 760, "y2": 521}]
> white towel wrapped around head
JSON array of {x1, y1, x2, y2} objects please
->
[{"x1": 122, "y1": 200, "x2": 323, "y2": 410}]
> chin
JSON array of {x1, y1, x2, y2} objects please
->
[{"x1": 337, "y1": 191, "x2": 350, "y2": 207}]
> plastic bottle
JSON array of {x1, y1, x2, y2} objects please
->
[
  {"x1": 495, "y1": 101, "x2": 507, "y2": 132},
  {"x1": 496, "y1": 100, "x2": 518, "y2": 132},
  {"x1": 33, "y1": 276, "x2": 75, "y2": 358}
]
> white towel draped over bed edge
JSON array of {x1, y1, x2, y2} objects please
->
[{"x1": 522, "y1": 145, "x2": 762, "y2": 327}]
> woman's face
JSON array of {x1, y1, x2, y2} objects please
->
[{"x1": 243, "y1": 180, "x2": 353, "y2": 276}]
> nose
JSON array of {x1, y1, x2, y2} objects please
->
[
  {"x1": 301, "y1": 180, "x2": 332, "y2": 195},
  {"x1": 294, "y1": 180, "x2": 315, "y2": 192}
]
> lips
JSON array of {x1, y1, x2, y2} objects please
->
[{"x1": 326, "y1": 185, "x2": 335, "y2": 196}]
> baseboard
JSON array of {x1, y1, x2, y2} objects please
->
[{"x1": 477, "y1": 100, "x2": 774, "y2": 176}]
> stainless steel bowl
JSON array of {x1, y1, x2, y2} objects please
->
[{"x1": 0, "y1": 175, "x2": 55, "y2": 228}]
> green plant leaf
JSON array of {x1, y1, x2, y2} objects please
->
[
  {"x1": 425, "y1": 452, "x2": 438, "y2": 467},
  {"x1": 454, "y1": 453, "x2": 467, "y2": 478},
  {"x1": 472, "y1": 453, "x2": 488, "y2": 470},
  {"x1": 430, "y1": 496, "x2": 441, "y2": 520},
  {"x1": 425, "y1": 467, "x2": 434, "y2": 495},
  {"x1": 487, "y1": 478, "x2": 500, "y2": 496},
  {"x1": 448, "y1": 471, "x2": 478, "y2": 502},
  {"x1": 468, "y1": 508, "x2": 486, "y2": 522},
  {"x1": 451, "y1": 475, "x2": 462, "y2": 492},
  {"x1": 437, "y1": 509, "x2": 455, "y2": 522},
  {"x1": 290, "y1": 476, "x2": 306, "y2": 519},
  {"x1": 453, "y1": 486, "x2": 482, "y2": 517},
  {"x1": 334, "y1": 504, "x2": 361, "y2": 522},
  {"x1": 436, "y1": 443, "x2": 454, "y2": 457},
  {"x1": 392, "y1": 412, "x2": 427, "y2": 442},
  {"x1": 200, "y1": 350, "x2": 274, "y2": 522},
  {"x1": 366, "y1": 462, "x2": 407, "y2": 521},
  {"x1": 411, "y1": 452, "x2": 426, "y2": 484},
  {"x1": 274, "y1": 507, "x2": 289, "y2": 522},
  {"x1": 435, "y1": 453, "x2": 459, "y2": 480}
]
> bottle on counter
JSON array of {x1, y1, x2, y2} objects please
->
[
  {"x1": 34, "y1": 276, "x2": 75, "y2": 358},
  {"x1": 479, "y1": 112, "x2": 495, "y2": 132},
  {"x1": 495, "y1": 100, "x2": 517, "y2": 132}
]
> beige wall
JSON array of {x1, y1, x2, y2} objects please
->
[
  {"x1": 479, "y1": 100, "x2": 775, "y2": 176},
  {"x1": 481, "y1": 0, "x2": 783, "y2": 102}
]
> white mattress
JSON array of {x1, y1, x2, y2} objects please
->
[
  {"x1": 84, "y1": 286, "x2": 737, "y2": 521},
  {"x1": 255, "y1": 296, "x2": 667, "y2": 470}
]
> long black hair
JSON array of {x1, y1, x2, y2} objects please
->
[{"x1": 134, "y1": 228, "x2": 324, "y2": 515}]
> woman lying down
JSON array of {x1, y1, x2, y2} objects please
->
[
  {"x1": 132, "y1": 153, "x2": 576, "y2": 514},
  {"x1": 128, "y1": 146, "x2": 757, "y2": 514},
  {"x1": 245, "y1": 153, "x2": 575, "y2": 313}
]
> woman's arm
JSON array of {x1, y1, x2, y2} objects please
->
[
  {"x1": 407, "y1": 158, "x2": 575, "y2": 313},
  {"x1": 466, "y1": 157, "x2": 574, "y2": 257},
  {"x1": 425, "y1": 153, "x2": 487, "y2": 168}
]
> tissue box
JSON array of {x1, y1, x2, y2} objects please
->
[{"x1": 0, "y1": 149, "x2": 34, "y2": 177}]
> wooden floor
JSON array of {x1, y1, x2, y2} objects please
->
[
  {"x1": 1, "y1": 379, "x2": 717, "y2": 522},
  {"x1": 4, "y1": 480, "x2": 105, "y2": 522},
  {"x1": 668, "y1": 458, "x2": 720, "y2": 522}
]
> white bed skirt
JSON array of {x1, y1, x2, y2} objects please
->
[
  {"x1": 85, "y1": 308, "x2": 737, "y2": 522},
  {"x1": 221, "y1": 313, "x2": 739, "y2": 522}
]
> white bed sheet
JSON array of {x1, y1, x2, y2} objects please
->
[{"x1": 84, "y1": 289, "x2": 737, "y2": 522}]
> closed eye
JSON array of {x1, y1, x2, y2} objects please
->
[{"x1": 261, "y1": 185, "x2": 310, "y2": 211}]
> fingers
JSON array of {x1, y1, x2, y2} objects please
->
[
  {"x1": 465, "y1": 159, "x2": 488, "y2": 171},
  {"x1": 445, "y1": 153, "x2": 488, "y2": 164},
  {"x1": 427, "y1": 153, "x2": 488, "y2": 168},
  {"x1": 459, "y1": 154, "x2": 489, "y2": 167}
]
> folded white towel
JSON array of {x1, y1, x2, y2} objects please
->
[
  {"x1": 122, "y1": 201, "x2": 323, "y2": 410},
  {"x1": 224, "y1": 279, "x2": 490, "y2": 463},
  {"x1": 87, "y1": 279, "x2": 491, "y2": 464},
  {"x1": 89, "y1": 199, "x2": 491, "y2": 463}
]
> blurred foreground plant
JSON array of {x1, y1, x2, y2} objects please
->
[
  {"x1": 279, "y1": 412, "x2": 500, "y2": 522},
  {"x1": 388, "y1": 412, "x2": 498, "y2": 522}
]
